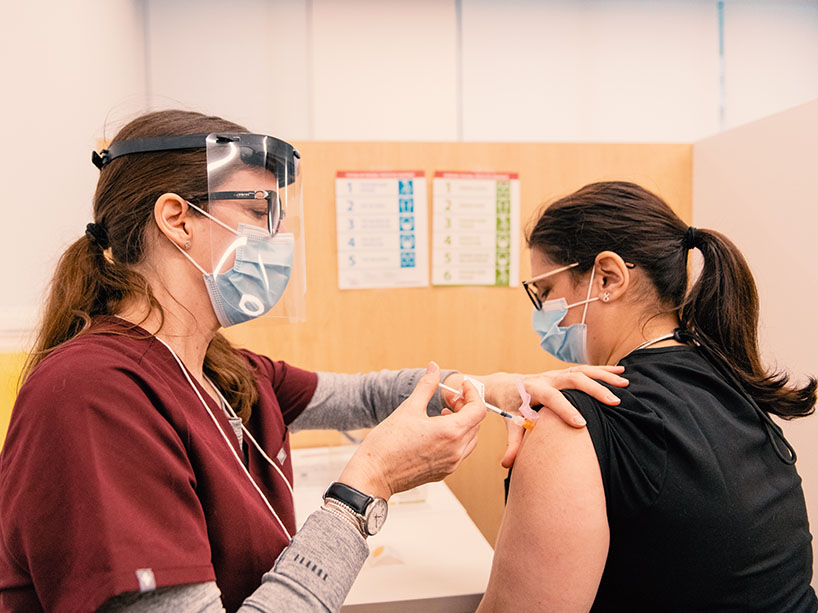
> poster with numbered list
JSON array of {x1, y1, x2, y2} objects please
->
[
  {"x1": 432, "y1": 171, "x2": 520, "y2": 286},
  {"x1": 336, "y1": 171, "x2": 429, "y2": 289}
]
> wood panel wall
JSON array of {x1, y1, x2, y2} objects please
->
[{"x1": 224, "y1": 141, "x2": 693, "y2": 545}]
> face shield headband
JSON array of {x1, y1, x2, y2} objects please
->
[{"x1": 92, "y1": 132, "x2": 300, "y2": 189}]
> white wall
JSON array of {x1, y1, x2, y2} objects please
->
[
  {"x1": 144, "y1": 0, "x2": 311, "y2": 141},
  {"x1": 1, "y1": 0, "x2": 817, "y2": 348},
  {"x1": 310, "y1": 0, "x2": 459, "y2": 140},
  {"x1": 0, "y1": 0, "x2": 146, "y2": 349},
  {"x1": 724, "y1": 1, "x2": 818, "y2": 129},
  {"x1": 141, "y1": 0, "x2": 818, "y2": 144},
  {"x1": 462, "y1": 0, "x2": 721, "y2": 142}
]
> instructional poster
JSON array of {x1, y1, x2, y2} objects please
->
[
  {"x1": 432, "y1": 171, "x2": 520, "y2": 286},
  {"x1": 336, "y1": 171, "x2": 429, "y2": 289}
]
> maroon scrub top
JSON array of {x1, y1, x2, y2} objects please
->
[{"x1": 0, "y1": 317, "x2": 318, "y2": 612}]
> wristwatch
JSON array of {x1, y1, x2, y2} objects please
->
[{"x1": 323, "y1": 482, "x2": 388, "y2": 537}]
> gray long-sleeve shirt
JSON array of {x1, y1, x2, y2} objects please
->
[{"x1": 100, "y1": 368, "x2": 455, "y2": 613}]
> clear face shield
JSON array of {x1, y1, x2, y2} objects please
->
[{"x1": 200, "y1": 133, "x2": 306, "y2": 325}]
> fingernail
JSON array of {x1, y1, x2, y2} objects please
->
[
  {"x1": 426, "y1": 361, "x2": 437, "y2": 374},
  {"x1": 607, "y1": 394, "x2": 620, "y2": 403},
  {"x1": 573, "y1": 415, "x2": 587, "y2": 426}
]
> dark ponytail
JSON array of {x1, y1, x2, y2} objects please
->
[
  {"x1": 681, "y1": 228, "x2": 815, "y2": 418},
  {"x1": 528, "y1": 181, "x2": 815, "y2": 419},
  {"x1": 22, "y1": 110, "x2": 261, "y2": 421}
]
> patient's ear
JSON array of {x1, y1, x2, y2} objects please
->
[{"x1": 594, "y1": 251, "x2": 630, "y2": 302}]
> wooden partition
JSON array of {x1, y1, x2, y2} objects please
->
[{"x1": 224, "y1": 141, "x2": 692, "y2": 545}]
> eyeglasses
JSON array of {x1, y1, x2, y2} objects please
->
[
  {"x1": 522, "y1": 262, "x2": 579, "y2": 310},
  {"x1": 190, "y1": 190, "x2": 283, "y2": 235},
  {"x1": 522, "y1": 260, "x2": 636, "y2": 310}
]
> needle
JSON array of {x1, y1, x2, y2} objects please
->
[{"x1": 438, "y1": 382, "x2": 534, "y2": 430}]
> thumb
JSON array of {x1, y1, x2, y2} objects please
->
[
  {"x1": 501, "y1": 425, "x2": 524, "y2": 468},
  {"x1": 450, "y1": 380, "x2": 487, "y2": 428},
  {"x1": 403, "y1": 361, "x2": 442, "y2": 414},
  {"x1": 459, "y1": 379, "x2": 484, "y2": 405}
]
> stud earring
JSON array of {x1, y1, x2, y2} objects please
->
[
  {"x1": 602, "y1": 292, "x2": 610, "y2": 302},
  {"x1": 184, "y1": 240, "x2": 191, "y2": 250}
]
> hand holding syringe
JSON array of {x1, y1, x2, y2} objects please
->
[
  {"x1": 438, "y1": 367, "x2": 626, "y2": 468},
  {"x1": 438, "y1": 381, "x2": 536, "y2": 431}
]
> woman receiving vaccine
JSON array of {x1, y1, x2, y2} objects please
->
[{"x1": 479, "y1": 181, "x2": 817, "y2": 612}]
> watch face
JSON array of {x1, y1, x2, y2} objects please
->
[{"x1": 364, "y1": 498, "x2": 388, "y2": 536}]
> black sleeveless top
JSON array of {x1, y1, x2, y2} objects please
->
[{"x1": 510, "y1": 346, "x2": 816, "y2": 612}]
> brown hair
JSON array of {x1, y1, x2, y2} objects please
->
[
  {"x1": 527, "y1": 180, "x2": 815, "y2": 419},
  {"x1": 22, "y1": 109, "x2": 259, "y2": 420}
]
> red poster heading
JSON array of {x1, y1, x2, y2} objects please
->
[
  {"x1": 434, "y1": 171, "x2": 518, "y2": 180},
  {"x1": 337, "y1": 170, "x2": 425, "y2": 179}
]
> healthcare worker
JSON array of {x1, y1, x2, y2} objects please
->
[
  {"x1": 479, "y1": 181, "x2": 817, "y2": 611},
  {"x1": 0, "y1": 110, "x2": 625, "y2": 612}
]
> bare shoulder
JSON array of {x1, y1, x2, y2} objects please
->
[{"x1": 478, "y1": 409, "x2": 609, "y2": 613}]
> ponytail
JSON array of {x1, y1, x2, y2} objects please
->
[
  {"x1": 680, "y1": 229, "x2": 816, "y2": 419},
  {"x1": 21, "y1": 235, "x2": 159, "y2": 383}
]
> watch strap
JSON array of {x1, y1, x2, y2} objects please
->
[{"x1": 323, "y1": 482, "x2": 373, "y2": 515}]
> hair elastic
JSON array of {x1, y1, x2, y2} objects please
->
[
  {"x1": 683, "y1": 226, "x2": 699, "y2": 251},
  {"x1": 85, "y1": 222, "x2": 110, "y2": 249}
]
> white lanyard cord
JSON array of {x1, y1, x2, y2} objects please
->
[
  {"x1": 154, "y1": 336, "x2": 293, "y2": 540},
  {"x1": 209, "y1": 381, "x2": 294, "y2": 498},
  {"x1": 633, "y1": 332, "x2": 677, "y2": 352}
]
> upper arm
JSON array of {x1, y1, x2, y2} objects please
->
[
  {"x1": 291, "y1": 368, "x2": 450, "y2": 432},
  {"x1": 479, "y1": 409, "x2": 609, "y2": 612}
]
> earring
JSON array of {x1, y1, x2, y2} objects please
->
[
  {"x1": 184, "y1": 240, "x2": 191, "y2": 250},
  {"x1": 602, "y1": 292, "x2": 610, "y2": 302}
]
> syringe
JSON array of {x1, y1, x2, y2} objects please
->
[{"x1": 438, "y1": 382, "x2": 535, "y2": 430}]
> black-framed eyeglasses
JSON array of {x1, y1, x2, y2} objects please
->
[
  {"x1": 190, "y1": 190, "x2": 283, "y2": 235},
  {"x1": 522, "y1": 262, "x2": 579, "y2": 310},
  {"x1": 522, "y1": 261, "x2": 636, "y2": 310}
]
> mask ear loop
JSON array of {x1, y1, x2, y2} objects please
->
[
  {"x1": 580, "y1": 265, "x2": 596, "y2": 325},
  {"x1": 186, "y1": 200, "x2": 241, "y2": 236},
  {"x1": 172, "y1": 200, "x2": 248, "y2": 275}
]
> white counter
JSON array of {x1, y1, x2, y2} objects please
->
[{"x1": 291, "y1": 445, "x2": 495, "y2": 612}]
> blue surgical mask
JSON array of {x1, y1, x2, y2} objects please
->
[
  {"x1": 175, "y1": 204, "x2": 294, "y2": 328},
  {"x1": 531, "y1": 266, "x2": 597, "y2": 364}
]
